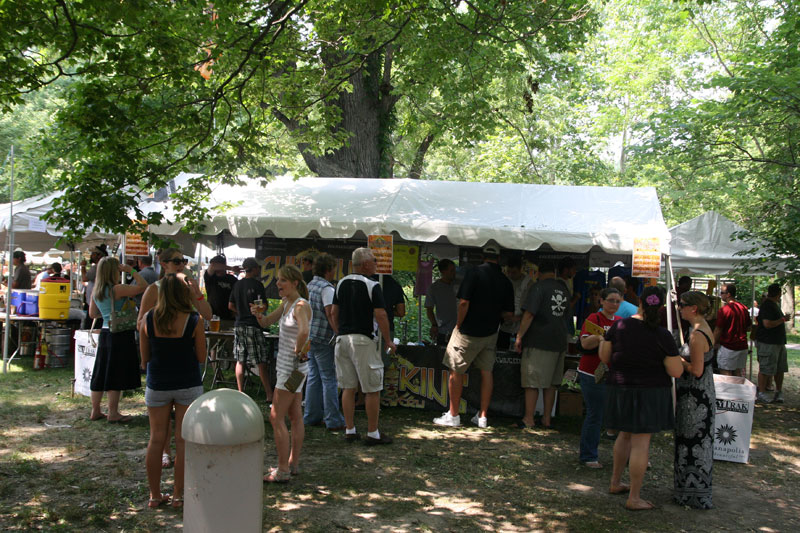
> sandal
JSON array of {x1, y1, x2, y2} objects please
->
[
  {"x1": 148, "y1": 494, "x2": 171, "y2": 508},
  {"x1": 89, "y1": 413, "x2": 107, "y2": 421},
  {"x1": 171, "y1": 497, "x2": 184, "y2": 509},
  {"x1": 513, "y1": 419, "x2": 534, "y2": 429},
  {"x1": 264, "y1": 467, "x2": 291, "y2": 483},
  {"x1": 289, "y1": 464, "x2": 299, "y2": 476},
  {"x1": 108, "y1": 414, "x2": 133, "y2": 424},
  {"x1": 582, "y1": 461, "x2": 603, "y2": 469},
  {"x1": 162, "y1": 453, "x2": 173, "y2": 469}
]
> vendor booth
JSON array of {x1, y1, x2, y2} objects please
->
[
  {"x1": 143, "y1": 175, "x2": 673, "y2": 419},
  {"x1": 2, "y1": 191, "x2": 116, "y2": 373}
]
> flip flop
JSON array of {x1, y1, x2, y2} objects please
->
[
  {"x1": 513, "y1": 419, "x2": 534, "y2": 429},
  {"x1": 147, "y1": 494, "x2": 171, "y2": 509},
  {"x1": 89, "y1": 413, "x2": 107, "y2": 421},
  {"x1": 171, "y1": 497, "x2": 184, "y2": 509},
  {"x1": 582, "y1": 461, "x2": 603, "y2": 469},
  {"x1": 108, "y1": 415, "x2": 133, "y2": 424}
]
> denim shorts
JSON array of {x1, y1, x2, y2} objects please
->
[{"x1": 145, "y1": 385, "x2": 204, "y2": 407}]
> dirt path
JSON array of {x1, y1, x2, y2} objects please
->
[{"x1": 1, "y1": 365, "x2": 799, "y2": 532}]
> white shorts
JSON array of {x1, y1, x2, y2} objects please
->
[{"x1": 717, "y1": 346, "x2": 747, "y2": 371}]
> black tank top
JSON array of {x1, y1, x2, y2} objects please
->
[{"x1": 145, "y1": 311, "x2": 202, "y2": 391}]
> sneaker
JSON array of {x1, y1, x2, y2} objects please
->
[
  {"x1": 470, "y1": 413, "x2": 488, "y2": 428},
  {"x1": 433, "y1": 411, "x2": 461, "y2": 427},
  {"x1": 773, "y1": 391, "x2": 784, "y2": 404},
  {"x1": 344, "y1": 432, "x2": 361, "y2": 442},
  {"x1": 756, "y1": 392, "x2": 772, "y2": 404},
  {"x1": 364, "y1": 432, "x2": 393, "y2": 446}
]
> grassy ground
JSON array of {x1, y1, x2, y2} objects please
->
[{"x1": 1, "y1": 348, "x2": 799, "y2": 532}]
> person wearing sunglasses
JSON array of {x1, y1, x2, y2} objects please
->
[{"x1": 138, "y1": 248, "x2": 212, "y2": 329}]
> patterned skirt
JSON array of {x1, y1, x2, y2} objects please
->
[{"x1": 674, "y1": 365, "x2": 715, "y2": 509}]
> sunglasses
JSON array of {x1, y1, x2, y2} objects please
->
[
  {"x1": 678, "y1": 301, "x2": 690, "y2": 308},
  {"x1": 165, "y1": 258, "x2": 188, "y2": 265}
]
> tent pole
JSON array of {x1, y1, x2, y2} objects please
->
[
  {"x1": 750, "y1": 278, "x2": 756, "y2": 381},
  {"x1": 665, "y1": 255, "x2": 674, "y2": 332},
  {"x1": 3, "y1": 145, "x2": 15, "y2": 374}
]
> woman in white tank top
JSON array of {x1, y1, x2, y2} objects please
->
[{"x1": 252, "y1": 264, "x2": 312, "y2": 483}]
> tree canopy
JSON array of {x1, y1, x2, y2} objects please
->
[
  {"x1": 1, "y1": 0, "x2": 798, "y2": 281},
  {"x1": 0, "y1": 0, "x2": 596, "y2": 240}
]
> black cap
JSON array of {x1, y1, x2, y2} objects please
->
[{"x1": 242, "y1": 258, "x2": 259, "y2": 271}]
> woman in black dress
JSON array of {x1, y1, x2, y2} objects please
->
[
  {"x1": 599, "y1": 286, "x2": 684, "y2": 510},
  {"x1": 674, "y1": 290, "x2": 715, "y2": 509}
]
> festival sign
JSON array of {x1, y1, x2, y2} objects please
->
[
  {"x1": 368, "y1": 234, "x2": 393, "y2": 275},
  {"x1": 631, "y1": 237, "x2": 661, "y2": 278},
  {"x1": 124, "y1": 223, "x2": 149, "y2": 256}
]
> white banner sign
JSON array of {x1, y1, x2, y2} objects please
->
[{"x1": 73, "y1": 330, "x2": 99, "y2": 397}]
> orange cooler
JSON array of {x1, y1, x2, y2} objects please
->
[{"x1": 39, "y1": 280, "x2": 70, "y2": 320}]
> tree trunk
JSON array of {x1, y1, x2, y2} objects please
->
[
  {"x1": 297, "y1": 49, "x2": 397, "y2": 178},
  {"x1": 408, "y1": 132, "x2": 435, "y2": 179}
]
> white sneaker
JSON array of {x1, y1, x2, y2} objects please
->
[
  {"x1": 470, "y1": 413, "x2": 488, "y2": 428},
  {"x1": 756, "y1": 392, "x2": 772, "y2": 404},
  {"x1": 433, "y1": 411, "x2": 461, "y2": 427}
]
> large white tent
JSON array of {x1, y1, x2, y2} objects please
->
[
  {"x1": 0, "y1": 191, "x2": 116, "y2": 253},
  {"x1": 144, "y1": 174, "x2": 672, "y2": 257},
  {"x1": 668, "y1": 211, "x2": 777, "y2": 275}
]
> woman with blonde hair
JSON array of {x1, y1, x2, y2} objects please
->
[
  {"x1": 140, "y1": 274, "x2": 206, "y2": 508},
  {"x1": 137, "y1": 248, "x2": 212, "y2": 326},
  {"x1": 252, "y1": 264, "x2": 311, "y2": 483},
  {"x1": 137, "y1": 248, "x2": 211, "y2": 470},
  {"x1": 89, "y1": 256, "x2": 149, "y2": 423},
  {"x1": 674, "y1": 290, "x2": 715, "y2": 509}
]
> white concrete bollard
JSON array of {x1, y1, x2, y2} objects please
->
[{"x1": 182, "y1": 389, "x2": 264, "y2": 533}]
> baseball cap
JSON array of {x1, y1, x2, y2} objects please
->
[
  {"x1": 242, "y1": 258, "x2": 259, "y2": 271},
  {"x1": 482, "y1": 244, "x2": 500, "y2": 256}
]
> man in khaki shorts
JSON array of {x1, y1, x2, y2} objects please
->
[
  {"x1": 332, "y1": 248, "x2": 396, "y2": 445},
  {"x1": 434, "y1": 245, "x2": 514, "y2": 428},
  {"x1": 514, "y1": 261, "x2": 569, "y2": 429}
]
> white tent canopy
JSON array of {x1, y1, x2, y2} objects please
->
[
  {"x1": 1, "y1": 191, "x2": 117, "y2": 253},
  {"x1": 668, "y1": 211, "x2": 778, "y2": 275},
  {"x1": 145, "y1": 175, "x2": 672, "y2": 256}
]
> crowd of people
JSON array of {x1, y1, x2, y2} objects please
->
[{"x1": 14, "y1": 240, "x2": 787, "y2": 511}]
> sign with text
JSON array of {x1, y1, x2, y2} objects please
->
[
  {"x1": 368, "y1": 234, "x2": 393, "y2": 274},
  {"x1": 28, "y1": 218, "x2": 48, "y2": 233},
  {"x1": 124, "y1": 232, "x2": 149, "y2": 256},
  {"x1": 393, "y1": 244, "x2": 419, "y2": 272},
  {"x1": 631, "y1": 237, "x2": 661, "y2": 278}
]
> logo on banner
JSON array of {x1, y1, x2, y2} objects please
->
[{"x1": 715, "y1": 424, "x2": 737, "y2": 446}]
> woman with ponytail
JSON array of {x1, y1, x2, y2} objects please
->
[{"x1": 599, "y1": 286, "x2": 684, "y2": 511}]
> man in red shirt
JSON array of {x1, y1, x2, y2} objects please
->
[{"x1": 713, "y1": 283, "x2": 752, "y2": 376}]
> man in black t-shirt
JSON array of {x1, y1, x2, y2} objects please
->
[
  {"x1": 204, "y1": 255, "x2": 238, "y2": 324},
  {"x1": 229, "y1": 257, "x2": 273, "y2": 400},
  {"x1": 434, "y1": 245, "x2": 514, "y2": 429},
  {"x1": 754, "y1": 283, "x2": 791, "y2": 404},
  {"x1": 332, "y1": 247, "x2": 396, "y2": 445}
]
